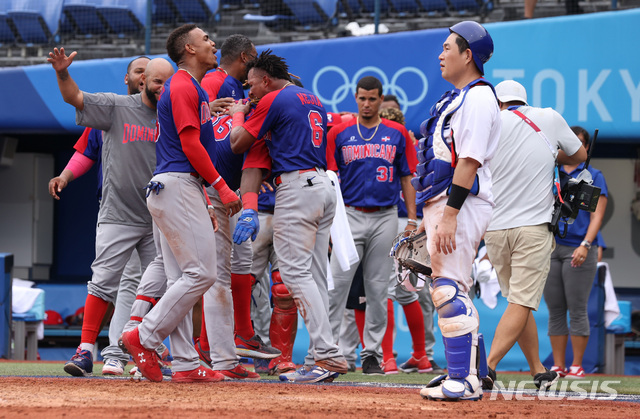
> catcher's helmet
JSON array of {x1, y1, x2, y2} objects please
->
[{"x1": 449, "y1": 21, "x2": 494, "y2": 75}]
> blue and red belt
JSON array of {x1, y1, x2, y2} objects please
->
[
  {"x1": 274, "y1": 168, "x2": 317, "y2": 185},
  {"x1": 345, "y1": 204, "x2": 394, "y2": 213}
]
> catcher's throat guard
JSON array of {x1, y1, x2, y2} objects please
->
[{"x1": 390, "y1": 230, "x2": 432, "y2": 291}]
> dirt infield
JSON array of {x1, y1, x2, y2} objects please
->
[{"x1": 0, "y1": 377, "x2": 638, "y2": 418}]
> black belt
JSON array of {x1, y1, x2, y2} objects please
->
[{"x1": 345, "y1": 205, "x2": 393, "y2": 213}]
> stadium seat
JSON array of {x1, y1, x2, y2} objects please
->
[
  {"x1": 339, "y1": 0, "x2": 362, "y2": 17},
  {"x1": 417, "y1": 0, "x2": 448, "y2": 13},
  {"x1": 62, "y1": 0, "x2": 107, "y2": 36},
  {"x1": 203, "y1": 0, "x2": 221, "y2": 17},
  {"x1": 7, "y1": 0, "x2": 64, "y2": 44},
  {"x1": 388, "y1": 0, "x2": 420, "y2": 14},
  {"x1": 0, "y1": 13, "x2": 17, "y2": 44},
  {"x1": 221, "y1": 0, "x2": 244, "y2": 8},
  {"x1": 171, "y1": 0, "x2": 219, "y2": 23},
  {"x1": 152, "y1": 0, "x2": 176, "y2": 25},
  {"x1": 281, "y1": 0, "x2": 337, "y2": 26},
  {"x1": 359, "y1": 0, "x2": 390, "y2": 14},
  {"x1": 448, "y1": 0, "x2": 481, "y2": 13},
  {"x1": 96, "y1": 0, "x2": 146, "y2": 35}
]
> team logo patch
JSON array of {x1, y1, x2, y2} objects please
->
[
  {"x1": 200, "y1": 101, "x2": 211, "y2": 125},
  {"x1": 382, "y1": 136, "x2": 391, "y2": 142},
  {"x1": 348, "y1": 136, "x2": 357, "y2": 142}
]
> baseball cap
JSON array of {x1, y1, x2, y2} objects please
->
[
  {"x1": 327, "y1": 112, "x2": 342, "y2": 127},
  {"x1": 495, "y1": 80, "x2": 528, "y2": 105},
  {"x1": 44, "y1": 310, "x2": 64, "y2": 325}
]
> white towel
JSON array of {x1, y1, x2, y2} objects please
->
[
  {"x1": 12, "y1": 280, "x2": 43, "y2": 315},
  {"x1": 12, "y1": 279, "x2": 45, "y2": 339},
  {"x1": 598, "y1": 262, "x2": 621, "y2": 328},
  {"x1": 327, "y1": 258, "x2": 334, "y2": 291},
  {"x1": 328, "y1": 170, "x2": 359, "y2": 273},
  {"x1": 470, "y1": 249, "x2": 501, "y2": 309}
]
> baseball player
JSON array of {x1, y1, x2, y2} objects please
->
[
  {"x1": 119, "y1": 24, "x2": 242, "y2": 383},
  {"x1": 246, "y1": 185, "x2": 299, "y2": 376},
  {"x1": 250, "y1": 78, "x2": 321, "y2": 376},
  {"x1": 412, "y1": 21, "x2": 501, "y2": 401},
  {"x1": 49, "y1": 56, "x2": 151, "y2": 376},
  {"x1": 375, "y1": 106, "x2": 440, "y2": 375},
  {"x1": 195, "y1": 35, "x2": 279, "y2": 367},
  {"x1": 326, "y1": 76, "x2": 417, "y2": 375},
  {"x1": 229, "y1": 49, "x2": 349, "y2": 383},
  {"x1": 48, "y1": 48, "x2": 174, "y2": 377},
  {"x1": 249, "y1": 186, "x2": 277, "y2": 353}
]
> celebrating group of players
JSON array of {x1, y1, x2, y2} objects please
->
[{"x1": 48, "y1": 20, "x2": 504, "y2": 401}]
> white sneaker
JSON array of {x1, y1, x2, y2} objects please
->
[
  {"x1": 102, "y1": 358, "x2": 125, "y2": 376},
  {"x1": 420, "y1": 375, "x2": 482, "y2": 401},
  {"x1": 129, "y1": 366, "x2": 142, "y2": 377}
]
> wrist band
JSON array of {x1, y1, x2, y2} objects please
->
[
  {"x1": 407, "y1": 219, "x2": 418, "y2": 225},
  {"x1": 242, "y1": 192, "x2": 258, "y2": 211},
  {"x1": 207, "y1": 205, "x2": 214, "y2": 210},
  {"x1": 210, "y1": 175, "x2": 223, "y2": 189},
  {"x1": 232, "y1": 112, "x2": 244, "y2": 129},
  {"x1": 447, "y1": 184, "x2": 470, "y2": 210}
]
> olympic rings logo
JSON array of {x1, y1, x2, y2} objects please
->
[{"x1": 311, "y1": 66, "x2": 429, "y2": 114}]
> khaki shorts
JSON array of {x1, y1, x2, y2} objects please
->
[{"x1": 484, "y1": 224, "x2": 555, "y2": 310}]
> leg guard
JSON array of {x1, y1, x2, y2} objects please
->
[
  {"x1": 431, "y1": 278, "x2": 478, "y2": 379},
  {"x1": 268, "y1": 271, "x2": 297, "y2": 374},
  {"x1": 421, "y1": 278, "x2": 482, "y2": 401},
  {"x1": 477, "y1": 333, "x2": 488, "y2": 379}
]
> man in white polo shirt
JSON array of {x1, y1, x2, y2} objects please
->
[{"x1": 482, "y1": 80, "x2": 586, "y2": 390}]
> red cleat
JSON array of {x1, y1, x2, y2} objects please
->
[
  {"x1": 172, "y1": 366, "x2": 224, "y2": 383},
  {"x1": 215, "y1": 364, "x2": 260, "y2": 380},
  {"x1": 119, "y1": 328, "x2": 163, "y2": 382},
  {"x1": 268, "y1": 357, "x2": 297, "y2": 376}
]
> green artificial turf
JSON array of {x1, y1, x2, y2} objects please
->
[{"x1": 1, "y1": 361, "x2": 638, "y2": 395}]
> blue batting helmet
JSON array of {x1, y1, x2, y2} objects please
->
[{"x1": 449, "y1": 21, "x2": 494, "y2": 75}]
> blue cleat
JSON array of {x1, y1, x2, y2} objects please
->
[
  {"x1": 279, "y1": 365, "x2": 339, "y2": 383},
  {"x1": 64, "y1": 347, "x2": 93, "y2": 377},
  {"x1": 253, "y1": 358, "x2": 270, "y2": 374}
]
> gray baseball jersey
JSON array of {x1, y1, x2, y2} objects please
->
[{"x1": 77, "y1": 92, "x2": 157, "y2": 227}]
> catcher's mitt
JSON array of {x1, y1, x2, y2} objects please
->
[{"x1": 389, "y1": 230, "x2": 432, "y2": 276}]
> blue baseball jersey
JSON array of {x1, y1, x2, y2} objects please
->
[
  {"x1": 327, "y1": 118, "x2": 416, "y2": 207},
  {"x1": 258, "y1": 186, "x2": 276, "y2": 212},
  {"x1": 398, "y1": 143, "x2": 422, "y2": 218},
  {"x1": 397, "y1": 190, "x2": 424, "y2": 218},
  {"x1": 243, "y1": 85, "x2": 328, "y2": 177},
  {"x1": 202, "y1": 69, "x2": 245, "y2": 101},
  {"x1": 73, "y1": 127, "x2": 104, "y2": 199},
  {"x1": 202, "y1": 70, "x2": 246, "y2": 191},
  {"x1": 556, "y1": 164, "x2": 608, "y2": 247},
  {"x1": 155, "y1": 70, "x2": 216, "y2": 175},
  {"x1": 211, "y1": 114, "x2": 244, "y2": 191}
]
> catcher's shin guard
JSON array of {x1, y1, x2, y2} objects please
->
[
  {"x1": 430, "y1": 278, "x2": 482, "y2": 399},
  {"x1": 477, "y1": 333, "x2": 488, "y2": 379},
  {"x1": 269, "y1": 271, "x2": 297, "y2": 364}
]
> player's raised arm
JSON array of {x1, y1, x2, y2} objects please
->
[
  {"x1": 48, "y1": 47, "x2": 84, "y2": 110},
  {"x1": 229, "y1": 100, "x2": 254, "y2": 153}
]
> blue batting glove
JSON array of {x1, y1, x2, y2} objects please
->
[{"x1": 233, "y1": 209, "x2": 260, "y2": 244}]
